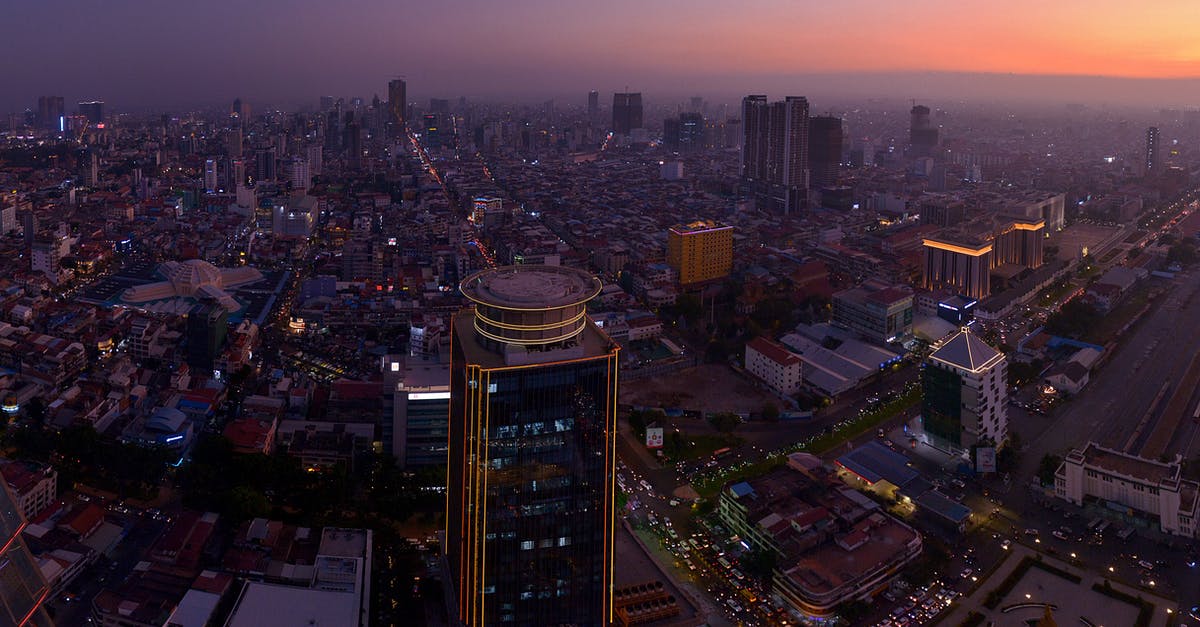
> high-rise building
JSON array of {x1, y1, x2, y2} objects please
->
[
  {"x1": 0, "y1": 479, "x2": 53, "y2": 625},
  {"x1": 667, "y1": 220, "x2": 733, "y2": 286},
  {"x1": 422, "y1": 114, "x2": 440, "y2": 149},
  {"x1": 78, "y1": 100, "x2": 104, "y2": 125},
  {"x1": 288, "y1": 158, "x2": 311, "y2": 192},
  {"x1": 678, "y1": 112, "x2": 704, "y2": 152},
  {"x1": 448, "y1": 265, "x2": 619, "y2": 626},
  {"x1": 1146, "y1": 126, "x2": 1160, "y2": 173},
  {"x1": 920, "y1": 328, "x2": 1008, "y2": 454},
  {"x1": 909, "y1": 104, "x2": 939, "y2": 156},
  {"x1": 186, "y1": 303, "x2": 228, "y2": 373},
  {"x1": 227, "y1": 127, "x2": 243, "y2": 158},
  {"x1": 587, "y1": 90, "x2": 599, "y2": 119},
  {"x1": 255, "y1": 148, "x2": 276, "y2": 182},
  {"x1": 36, "y1": 96, "x2": 64, "y2": 132},
  {"x1": 204, "y1": 159, "x2": 218, "y2": 193},
  {"x1": 612, "y1": 92, "x2": 643, "y2": 135},
  {"x1": 388, "y1": 79, "x2": 407, "y2": 137},
  {"x1": 808, "y1": 116, "x2": 843, "y2": 188},
  {"x1": 741, "y1": 95, "x2": 809, "y2": 214}
]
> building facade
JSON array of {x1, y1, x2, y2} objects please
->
[
  {"x1": 742, "y1": 95, "x2": 809, "y2": 214},
  {"x1": 0, "y1": 480, "x2": 53, "y2": 625},
  {"x1": 612, "y1": 93, "x2": 643, "y2": 136},
  {"x1": 808, "y1": 116, "x2": 843, "y2": 189},
  {"x1": 666, "y1": 220, "x2": 733, "y2": 287},
  {"x1": 921, "y1": 236, "x2": 993, "y2": 300},
  {"x1": 831, "y1": 282, "x2": 914, "y2": 344},
  {"x1": 919, "y1": 329, "x2": 1007, "y2": 455},
  {"x1": 448, "y1": 266, "x2": 619, "y2": 626},
  {"x1": 1055, "y1": 442, "x2": 1198, "y2": 538},
  {"x1": 745, "y1": 336, "x2": 803, "y2": 396}
]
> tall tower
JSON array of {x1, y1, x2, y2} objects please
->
[
  {"x1": 1145, "y1": 126, "x2": 1160, "y2": 173},
  {"x1": 612, "y1": 93, "x2": 642, "y2": 135},
  {"x1": 587, "y1": 90, "x2": 599, "y2": 119},
  {"x1": 909, "y1": 104, "x2": 938, "y2": 156},
  {"x1": 741, "y1": 95, "x2": 809, "y2": 213},
  {"x1": 808, "y1": 116, "x2": 843, "y2": 189},
  {"x1": 388, "y1": 78, "x2": 407, "y2": 138},
  {"x1": 448, "y1": 265, "x2": 619, "y2": 627},
  {"x1": 0, "y1": 480, "x2": 53, "y2": 625}
]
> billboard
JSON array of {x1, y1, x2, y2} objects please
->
[
  {"x1": 645, "y1": 427, "x2": 664, "y2": 449},
  {"x1": 976, "y1": 447, "x2": 997, "y2": 474}
]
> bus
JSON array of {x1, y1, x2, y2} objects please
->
[
  {"x1": 712, "y1": 447, "x2": 733, "y2": 459},
  {"x1": 717, "y1": 557, "x2": 732, "y2": 570},
  {"x1": 1094, "y1": 520, "x2": 1111, "y2": 535},
  {"x1": 1117, "y1": 526, "x2": 1136, "y2": 541}
]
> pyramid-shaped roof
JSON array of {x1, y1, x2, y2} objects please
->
[{"x1": 929, "y1": 329, "x2": 1003, "y2": 373}]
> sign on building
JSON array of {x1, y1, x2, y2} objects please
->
[
  {"x1": 645, "y1": 427, "x2": 664, "y2": 449},
  {"x1": 976, "y1": 447, "x2": 997, "y2": 474}
]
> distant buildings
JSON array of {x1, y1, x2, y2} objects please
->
[
  {"x1": 1145, "y1": 126, "x2": 1161, "y2": 173},
  {"x1": 742, "y1": 95, "x2": 809, "y2": 214},
  {"x1": 808, "y1": 116, "x2": 843, "y2": 189},
  {"x1": 909, "y1": 104, "x2": 939, "y2": 156},
  {"x1": 37, "y1": 95, "x2": 64, "y2": 132},
  {"x1": 1055, "y1": 442, "x2": 1198, "y2": 538},
  {"x1": 666, "y1": 220, "x2": 733, "y2": 287},
  {"x1": 78, "y1": 100, "x2": 104, "y2": 125},
  {"x1": 919, "y1": 328, "x2": 1008, "y2": 455},
  {"x1": 448, "y1": 265, "x2": 619, "y2": 626},
  {"x1": 587, "y1": 90, "x2": 599, "y2": 119},
  {"x1": 612, "y1": 92, "x2": 643, "y2": 135},
  {"x1": 388, "y1": 79, "x2": 407, "y2": 136}
]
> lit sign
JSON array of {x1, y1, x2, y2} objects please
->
[
  {"x1": 409, "y1": 391, "x2": 451, "y2": 400},
  {"x1": 165, "y1": 435, "x2": 185, "y2": 443},
  {"x1": 645, "y1": 427, "x2": 664, "y2": 449}
]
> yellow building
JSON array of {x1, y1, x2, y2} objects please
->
[{"x1": 667, "y1": 220, "x2": 733, "y2": 286}]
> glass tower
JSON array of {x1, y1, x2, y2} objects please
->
[
  {"x1": 0, "y1": 480, "x2": 52, "y2": 626},
  {"x1": 447, "y1": 266, "x2": 618, "y2": 626}
]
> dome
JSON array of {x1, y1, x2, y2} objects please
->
[{"x1": 164, "y1": 259, "x2": 224, "y2": 295}]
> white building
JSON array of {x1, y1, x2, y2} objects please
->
[
  {"x1": 919, "y1": 329, "x2": 1008, "y2": 454},
  {"x1": 745, "y1": 336, "x2": 803, "y2": 396},
  {"x1": 204, "y1": 158, "x2": 218, "y2": 193},
  {"x1": 289, "y1": 158, "x2": 311, "y2": 192},
  {"x1": 1055, "y1": 442, "x2": 1199, "y2": 538}
]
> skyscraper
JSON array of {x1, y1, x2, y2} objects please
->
[
  {"x1": 388, "y1": 79, "x2": 407, "y2": 137},
  {"x1": 612, "y1": 92, "x2": 642, "y2": 135},
  {"x1": 808, "y1": 116, "x2": 843, "y2": 188},
  {"x1": 678, "y1": 112, "x2": 705, "y2": 152},
  {"x1": 36, "y1": 96, "x2": 64, "y2": 132},
  {"x1": 78, "y1": 101, "x2": 104, "y2": 125},
  {"x1": 909, "y1": 104, "x2": 939, "y2": 156},
  {"x1": 204, "y1": 159, "x2": 218, "y2": 193},
  {"x1": 587, "y1": 90, "x2": 599, "y2": 119},
  {"x1": 447, "y1": 265, "x2": 619, "y2": 627},
  {"x1": 1145, "y1": 126, "x2": 1160, "y2": 173},
  {"x1": 741, "y1": 95, "x2": 809, "y2": 213},
  {"x1": 255, "y1": 148, "x2": 276, "y2": 182},
  {"x1": 0, "y1": 480, "x2": 52, "y2": 625}
]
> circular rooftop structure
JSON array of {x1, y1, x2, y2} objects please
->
[{"x1": 460, "y1": 265, "x2": 602, "y2": 347}]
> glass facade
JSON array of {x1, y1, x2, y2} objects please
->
[
  {"x1": 448, "y1": 324, "x2": 618, "y2": 626},
  {"x1": 0, "y1": 482, "x2": 52, "y2": 626},
  {"x1": 922, "y1": 364, "x2": 963, "y2": 448}
]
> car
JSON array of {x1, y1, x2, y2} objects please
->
[
  {"x1": 1052, "y1": 530, "x2": 1069, "y2": 540},
  {"x1": 1138, "y1": 560, "x2": 1154, "y2": 570},
  {"x1": 1024, "y1": 528, "x2": 1039, "y2": 537}
]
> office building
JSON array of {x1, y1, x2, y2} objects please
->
[
  {"x1": 36, "y1": 96, "x2": 64, "y2": 132},
  {"x1": 742, "y1": 95, "x2": 809, "y2": 214},
  {"x1": 612, "y1": 92, "x2": 643, "y2": 135},
  {"x1": 422, "y1": 115, "x2": 440, "y2": 149},
  {"x1": 909, "y1": 104, "x2": 938, "y2": 156},
  {"x1": 919, "y1": 328, "x2": 1007, "y2": 455},
  {"x1": 808, "y1": 116, "x2": 843, "y2": 188},
  {"x1": 587, "y1": 90, "x2": 599, "y2": 119},
  {"x1": 1054, "y1": 442, "x2": 1199, "y2": 538},
  {"x1": 992, "y1": 216, "x2": 1044, "y2": 268},
  {"x1": 667, "y1": 220, "x2": 733, "y2": 287},
  {"x1": 677, "y1": 112, "x2": 704, "y2": 152},
  {"x1": 0, "y1": 479, "x2": 52, "y2": 625},
  {"x1": 1146, "y1": 126, "x2": 1160, "y2": 173},
  {"x1": 227, "y1": 127, "x2": 243, "y2": 158},
  {"x1": 78, "y1": 100, "x2": 104, "y2": 125},
  {"x1": 186, "y1": 303, "x2": 228, "y2": 373},
  {"x1": 831, "y1": 282, "x2": 914, "y2": 344},
  {"x1": 383, "y1": 357, "x2": 449, "y2": 468},
  {"x1": 921, "y1": 235, "x2": 993, "y2": 300},
  {"x1": 388, "y1": 79, "x2": 407, "y2": 137},
  {"x1": 448, "y1": 265, "x2": 619, "y2": 626}
]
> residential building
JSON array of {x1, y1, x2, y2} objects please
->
[
  {"x1": 666, "y1": 220, "x2": 733, "y2": 287},
  {"x1": 742, "y1": 95, "x2": 809, "y2": 214},
  {"x1": 448, "y1": 265, "x2": 619, "y2": 626},
  {"x1": 808, "y1": 116, "x2": 842, "y2": 189},
  {"x1": 612, "y1": 93, "x2": 643, "y2": 135},
  {"x1": 0, "y1": 460, "x2": 57, "y2": 521},
  {"x1": 1055, "y1": 442, "x2": 1199, "y2": 538},
  {"x1": 919, "y1": 328, "x2": 1008, "y2": 455},
  {"x1": 745, "y1": 336, "x2": 803, "y2": 396}
]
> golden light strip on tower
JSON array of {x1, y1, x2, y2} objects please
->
[
  {"x1": 474, "y1": 307, "x2": 589, "y2": 331},
  {"x1": 922, "y1": 239, "x2": 993, "y2": 256}
]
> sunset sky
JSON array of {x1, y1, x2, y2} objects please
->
[{"x1": 5, "y1": 0, "x2": 1200, "y2": 110}]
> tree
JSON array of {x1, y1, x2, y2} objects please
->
[
  {"x1": 707, "y1": 412, "x2": 741, "y2": 434},
  {"x1": 1044, "y1": 299, "x2": 1101, "y2": 339},
  {"x1": 761, "y1": 402, "x2": 780, "y2": 422},
  {"x1": 1036, "y1": 454, "x2": 1062, "y2": 486},
  {"x1": 24, "y1": 397, "x2": 46, "y2": 426},
  {"x1": 740, "y1": 546, "x2": 778, "y2": 582}
]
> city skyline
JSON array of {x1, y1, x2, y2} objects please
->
[{"x1": 6, "y1": 1, "x2": 1200, "y2": 111}]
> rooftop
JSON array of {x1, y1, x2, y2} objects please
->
[
  {"x1": 226, "y1": 581, "x2": 361, "y2": 627},
  {"x1": 1072, "y1": 442, "x2": 1180, "y2": 486},
  {"x1": 929, "y1": 329, "x2": 1004, "y2": 373},
  {"x1": 459, "y1": 265, "x2": 601, "y2": 310}
]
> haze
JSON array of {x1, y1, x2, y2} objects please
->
[{"x1": 5, "y1": 0, "x2": 1200, "y2": 110}]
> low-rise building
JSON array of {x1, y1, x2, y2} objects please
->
[
  {"x1": 1055, "y1": 442, "x2": 1199, "y2": 538},
  {"x1": 831, "y1": 281, "x2": 914, "y2": 344},
  {"x1": 0, "y1": 459, "x2": 57, "y2": 520},
  {"x1": 745, "y1": 336, "x2": 802, "y2": 396}
]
